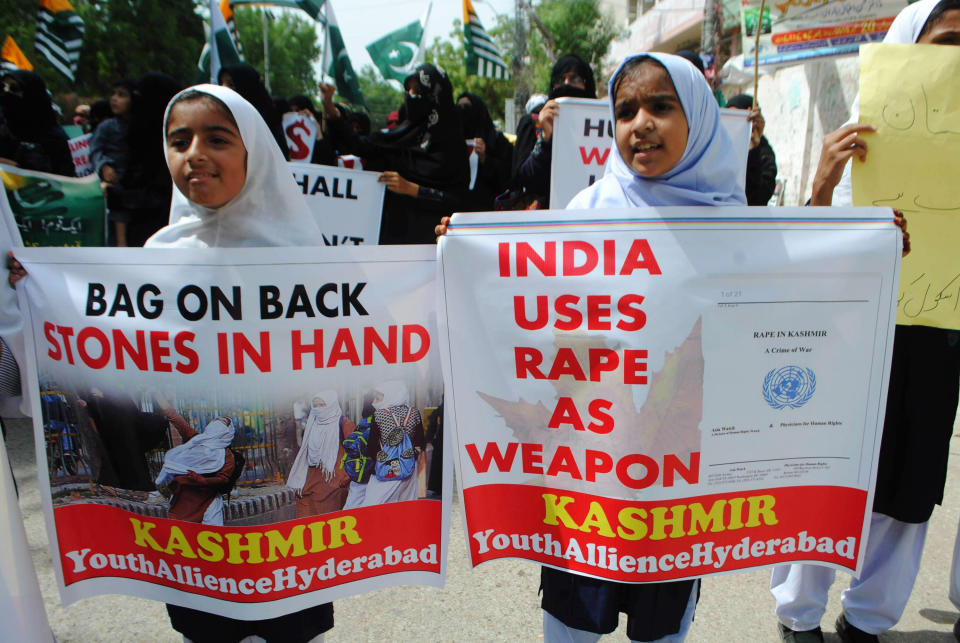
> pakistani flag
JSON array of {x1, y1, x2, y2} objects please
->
[
  {"x1": 1, "y1": 36, "x2": 34, "y2": 72},
  {"x1": 34, "y1": 0, "x2": 84, "y2": 82},
  {"x1": 196, "y1": 0, "x2": 243, "y2": 84},
  {"x1": 323, "y1": 3, "x2": 366, "y2": 108},
  {"x1": 463, "y1": 0, "x2": 508, "y2": 79},
  {"x1": 366, "y1": 19, "x2": 425, "y2": 85}
]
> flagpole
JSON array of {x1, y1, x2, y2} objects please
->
[
  {"x1": 418, "y1": 1, "x2": 433, "y2": 66},
  {"x1": 320, "y1": 1, "x2": 329, "y2": 84}
]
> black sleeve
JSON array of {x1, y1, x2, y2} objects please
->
[
  {"x1": 325, "y1": 114, "x2": 385, "y2": 168},
  {"x1": 512, "y1": 114, "x2": 537, "y2": 177},
  {"x1": 514, "y1": 137, "x2": 552, "y2": 199},
  {"x1": 745, "y1": 136, "x2": 778, "y2": 206}
]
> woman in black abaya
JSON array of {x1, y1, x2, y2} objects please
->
[{"x1": 321, "y1": 64, "x2": 469, "y2": 244}]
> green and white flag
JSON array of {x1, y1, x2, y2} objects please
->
[
  {"x1": 34, "y1": 0, "x2": 85, "y2": 82},
  {"x1": 463, "y1": 0, "x2": 508, "y2": 79},
  {"x1": 322, "y1": 3, "x2": 366, "y2": 108},
  {"x1": 365, "y1": 3, "x2": 430, "y2": 86},
  {"x1": 197, "y1": 0, "x2": 243, "y2": 84}
]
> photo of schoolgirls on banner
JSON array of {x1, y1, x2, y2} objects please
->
[
  {"x1": 15, "y1": 244, "x2": 448, "y2": 619},
  {"x1": 438, "y1": 207, "x2": 901, "y2": 583}
]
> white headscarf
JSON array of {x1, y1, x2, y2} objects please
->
[
  {"x1": 287, "y1": 390, "x2": 343, "y2": 490},
  {"x1": 373, "y1": 380, "x2": 410, "y2": 410},
  {"x1": 833, "y1": 0, "x2": 943, "y2": 205},
  {"x1": 156, "y1": 417, "x2": 235, "y2": 486},
  {"x1": 145, "y1": 84, "x2": 323, "y2": 248},
  {"x1": 569, "y1": 52, "x2": 746, "y2": 210}
]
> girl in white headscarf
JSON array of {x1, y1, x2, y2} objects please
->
[
  {"x1": 361, "y1": 380, "x2": 425, "y2": 506},
  {"x1": 530, "y1": 52, "x2": 739, "y2": 643},
  {"x1": 287, "y1": 390, "x2": 352, "y2": 516},
  {"x1": 149, "y1": 85, "x2": 332, "y2": 643},
  {"x1": 773, "y1": 2, "x2": 960, "y2": 641},
  {"x1": 156, "y1": 416, "x2": 235, "y2": 525}
]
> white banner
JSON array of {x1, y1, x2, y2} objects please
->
[
  {"x1": 549, "y1": 99, "x2": 750, "y2": 209},
  {"x1": 438, "y1": 207, "x2": 900, "y2": 582},
  {"x1": 289, "y1": 162, "x2": 385, "y2": 246},
  {"x1": 16, "y1": 245, "x2": 448, "y2": 618},
  {"x1": 67, "y1": 133, "x2": 93, "y2": 177},
  {"x1": 283, "y1": 112, "x2": 319, "y2": 162}
]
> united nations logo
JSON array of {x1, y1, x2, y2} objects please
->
[{"x1": 763, "y1": 365, "x2": 816, "y2": 409}]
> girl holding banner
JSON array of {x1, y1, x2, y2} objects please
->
[
  {"x1": 437, "y1": 51, "x2": 746, "y2": 642},
  {"x1": 145, "y1": 84, "x2": 333, "y2": 642}
]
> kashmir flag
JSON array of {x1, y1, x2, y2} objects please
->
[
  {"x1": 366, "y1": 3, "x2": 431, "y2": 86},
  {"x1": 463, "y1": 0, "x2": 508, "y2": 79},
  {"x1": 34, "y1": 0, "x2": 84, "y2": 82},
  {"x1": 196, "y1": 0, "x2": 243, "y2": 84},
  {"x1": 1, "y1": 36, "x2": 33, "y2": 72},
  {"x1": 221, "y1": 0, "x2": 243, "y2": 58},
  {"x1": 322, "y1": 3, "x2": 366, "y2": 108}
]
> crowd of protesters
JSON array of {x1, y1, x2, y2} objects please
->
[{"x1": 2, "y1": 0, "x2": 960, "y2": 640}]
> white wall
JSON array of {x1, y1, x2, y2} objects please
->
[{"x1": 726, "y1": 56, "x2": 860, "y2": 206}]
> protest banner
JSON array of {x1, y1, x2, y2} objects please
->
[
  {"x1": 283, "y1": 112, "x2": 319, "y2": 162},
  {"x1": 549, "y1": 99, "x2": 750, "y2": 209},
  {"x1": 1, "y1": 164, "x2": 105, "y2": 246},
  {"x1": 15, "y1": 244, "x2": 448, "y2": 618},
  {"x1": 289, "y1": 162, "x2": 385, "y2": 245},
  {"x1": 438, "y1": 207, "x2": 900, "y2": 582},
  {"x1": 853, "y1": 43, "x2": 960, "y2": 331},
  {"x1": 740, "y1": 0, "x2": 908, "y2": 67},
  {"x1": 67, "y1": 132, "x2": 94, "y2": 177}
]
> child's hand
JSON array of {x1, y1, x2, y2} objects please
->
[
  {"x1": 810, "y1": 123, "x2": 876, "y2": 205},
  {"x1": 100, "y1": 164, "x2": 118, "y2": 184},
  {"x1": 746, "y1": 108, "x2": 764, "y2": 149},
  {"x1": 474, "y1": 137, "x2": 486, "y2": 164},
  {"x1": 378, "y1": 171, "x2": 418, "y2": 197},
  {"x1": 7, "y1": 252, "x2": 26, "y2": 288},
  {"x1": 538, "y1": 100, "x2": 559, "y2": 142},
  {"x1": 318, "y1": 83, "x2": 339, "y2": 117},
  {"x1": 435, "y1": 216, "x2": 451, "y2": 239},
  {"x1": 893, "y1": 210, "x2": 910, "y2": 257}
]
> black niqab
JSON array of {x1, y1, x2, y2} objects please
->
[
  {"x1": 548, "y1": 54, "x2": 597, "y2": 99},
  {"x1": 369, "y1": 64, "x2": 467, "y2": 188}
]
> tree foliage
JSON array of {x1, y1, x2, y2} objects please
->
[
  {"x1": 357, "y1": 65, "x2": 402, "y2": 130},
  {"x1": 233, "y1": 7, "x2": 321, "y2": 100},
  {"x1": 1, "y1": 0, "x2": 204, "y2": 102},
  {"x1": 496, "y1": 0, "x2": 621, "y2": 97}
]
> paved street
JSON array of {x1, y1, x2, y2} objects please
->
[{"x1": 8, "y1": 414, "x2": 960, "y2": 642}]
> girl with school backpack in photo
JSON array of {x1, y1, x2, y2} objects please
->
[
  {"x1": 361, "y1": 380, "x2": 425, "y2": 506},
  {"x1": 341, "y1": 396, "x2": 375, "y2": 509}
]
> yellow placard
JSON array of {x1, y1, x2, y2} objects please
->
[{"x1": 853, "y1": 43, "x2": 960, "y2": 330}]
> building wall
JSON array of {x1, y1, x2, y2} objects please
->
[{"x1": 726, "y1": 56, "x2": 860, "y2": 206}]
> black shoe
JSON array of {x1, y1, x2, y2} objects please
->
[
  {"x1": 778, "y1": 622, "x2": 824, "y2": 643},
  {"x1": 835, "y1": 613, "x2": 879, "y2": 643}
]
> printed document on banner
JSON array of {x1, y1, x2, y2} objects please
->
[
  {"x1": 438, "y1": 207, "x2": 900, "y2": 583},
  {"x1": 15, "y1": 245, "x2": 448, "y2": 618}
]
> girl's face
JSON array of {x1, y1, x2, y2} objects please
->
[
  {"x1": 312, "y1": 397, "x2": 325, "y2": 408},
  {"x1": 110, "y1": 87, "x2": 131, "y2": 116},
  {"x1": 614, "y1": 62, "x2": 689, "y2": 178},
  {"x1": 918, "y1": 9, "x2": 960, "y2": 44},
  {"x1": 166, "y1": 98, "x2": 247, "y2": 209}
]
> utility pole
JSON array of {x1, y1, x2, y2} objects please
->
[
  {"x1": 512, "y1": 0, "x2": 530, "y2": 128},
  {"x1": 262, "y1": 10, "x2": 271, "y2": 92},
  {"x1": 700, "y1": 0, "x2": 722, "y2": 90}
]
